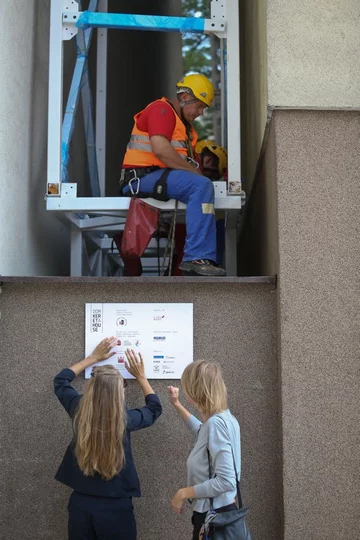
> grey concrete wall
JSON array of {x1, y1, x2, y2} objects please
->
[
  {"x1": 239, "y1": 0, "x2": 268, "y2": 192},
  {"x1": 267, "y1": 0, "x2": 360, "y2": 107},
  {"x1": 0, "y1": 0, "x2": 69, "y2": 276},
  {"x1": 238, "y1": 111, "x2": 279, "y2": 277},
  {"x1": 0, "y1": 282, "x2": 280, "y2": 540},
  {"x1": 274, "y1": 110, "x2": 360, "y2": 539}
]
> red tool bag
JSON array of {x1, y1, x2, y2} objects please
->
[{"x1": 121, "y1": 197, "x2": 160, "y2": 258}]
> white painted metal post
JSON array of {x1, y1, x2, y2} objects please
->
[
  {"x1": 226, "y1": 0, "x2": 241, "y2": 192},
  {"x1": 47, "y1": 0, "x2": 64, "y2": 190},
  {"x1": 70, "y1": 225, "x2": 83, "y2": 276},
  {"x1": 96, "y1": 0, "x2": 108, "y2": 197},
  {"x1": 224, "y1": 0, "x2": 241, "y2": 275}
]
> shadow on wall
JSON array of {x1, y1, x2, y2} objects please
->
[{"x1": 28, "y1": 0, "x2": 70, "y2": 276}]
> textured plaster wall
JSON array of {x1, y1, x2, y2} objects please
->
[
  {"x1": 0, "y1": 1, "x2": 69, "y2": 277},
  {"x1": 267, "y1": 0, "x2": 360, "y2": 107},
  {"x1": 0, "y1": 282, "x2": 280, "y2": 540},
  {"x1": 239, "y1": 0, "x2": 268, "y2": 191},
  {"x1": 274, "y1": 110, "x2": 360, "y2": 539}
]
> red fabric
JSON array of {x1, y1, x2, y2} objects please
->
[
  {"x1": 173, "y1": 223, "x2": 187, "y2": 276},
  {"x1": 113, "y1": 233, "x2": 143, "y2": 276},
  {"x1": 136, "y1": 101, "x2": 176, "y2": 141},
  {"x1": 121, "y1": 198, "x2": 160, "y2": 258}
]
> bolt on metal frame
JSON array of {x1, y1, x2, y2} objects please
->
[{"x1": 46, "y1": 0, "x2": 244, "y2": 276}]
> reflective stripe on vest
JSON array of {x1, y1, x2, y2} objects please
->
[
  {"x1": 123, "y1": 97, "x2": 198, "y2": 168},
  {"x1": 127, "y1": 135, "x2": 187, "y2": 152}
]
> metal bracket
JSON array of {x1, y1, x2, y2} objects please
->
[
  {"x1": 213, "y1": 181, "x2": 227, "y2": 197},
  {"x1": 205, "y1": 0, "x2": 226, "y2": 38},
  {"x1": 61, "y1": 183, "x2": 78, "y2": 197},
  {"x1": 63, "y1": 0, "x2": 79, "y2": 40},
  {"x1": 204, "y1": 19, "x2": 226, "y2": 37}
]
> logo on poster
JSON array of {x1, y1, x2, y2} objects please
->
[{"x1": 116, "y1": 317, "x2": 127, "y2": 327}]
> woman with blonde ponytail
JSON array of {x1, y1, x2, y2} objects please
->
[
  {"x1": 168, "y1": 360, "x2": 242, "y2": 540},
  {"x1": 54, "y1": 339, "x2": 162, "y2": 540}
]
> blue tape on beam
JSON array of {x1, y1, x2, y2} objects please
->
[
  {"x1": 61, "y1": 55, "x2": 87, "y2": 182},
  {"x1": 61, "y1": 141, "x2": 70, "y2": 183},
  {"x1": 76, "y1": 12, "x2": 205, "y2": 33}
]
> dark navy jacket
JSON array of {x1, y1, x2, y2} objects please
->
[{"x1": 54, "y1": 368, "x2": 162, "y2": 498}]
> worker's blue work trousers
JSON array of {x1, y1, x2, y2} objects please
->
[
  {"x1": 123, "y1": 169, "x2": 217, "y2": 262},
  {"x1": 68, "y1": 491, "x2": 136, "y2": 540}
]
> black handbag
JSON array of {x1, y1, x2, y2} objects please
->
[{"x1": 200, "y1": 420, "x2": 251, "y2": 540}]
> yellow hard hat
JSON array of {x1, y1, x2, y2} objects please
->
[
  {"x1": 176, "y1": 74, "x2": 214, "y2": 107},
  {"x1": 195, "y1": 140, "x2": 228, "y2": 177}
]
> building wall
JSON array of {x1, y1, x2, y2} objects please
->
[
  {"x1": 238, "y1": 112, "x2": 279, "y2": 277},
  {"x1": 0, "y1": 0, "x2": 69, "y2": 276},
  {"x1": 239, "y1": 0, "x2": 268, "y2": 191},
  {"x1": 267, "y1": 0, "x2": 360, "y2": 107},
  {"x1": 0, "y1": 282, "x2": 280, "y2": 540},
  {"x1": 274, "y1": 110, "x2": 360, "y2": 539}
]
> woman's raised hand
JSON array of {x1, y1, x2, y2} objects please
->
[
  {"x1": 167, "y1": 386, "x2": 180, "y2": 406},
  {"x1": 125, "y1": 349, "x2": 146, "y2": 380},
  {"x1": 89, "y1": 337, "x2": 117, "y2": 363}
]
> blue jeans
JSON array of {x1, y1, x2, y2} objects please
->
[{"x1": 123, "y1": 169, "x2": 217, "y2": 262}]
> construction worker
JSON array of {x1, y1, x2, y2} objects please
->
[{"x1": 119, "y1": 73, "x2": 226, "y2": 277}]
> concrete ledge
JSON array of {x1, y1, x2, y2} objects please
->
[{"x1": 0, "y1": 275, "x2": 276, "y2": 286}]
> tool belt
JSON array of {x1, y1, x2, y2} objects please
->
[{"x1": 119, "y1": 166, "x2": 171, "y2": 202}]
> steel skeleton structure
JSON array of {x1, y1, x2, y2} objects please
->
[{"x1": 47, "y1": 0, "x2": 244, "y2": 276}]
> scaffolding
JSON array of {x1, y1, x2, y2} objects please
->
[{"x1": 46, "y1": 0, "x2": 245, "y2": 276}]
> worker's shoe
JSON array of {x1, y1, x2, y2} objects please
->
[{"x1": 179, "y1": 259, "x2": 226, "y2": 277}]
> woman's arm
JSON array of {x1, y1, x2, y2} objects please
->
[
  {"x1": 192, "y1": 418, "x2": 236, "y2": 498},
  {"x1": 54, "y1": 337, "x2": 117, "y2": 417},
  {"x1": 125, "y1": 349, "x2": 163, "y2": 431},
  {"x1": 171, "y1": 417, "x2": 236, "y2": 514},
  {"x1": 69, "y1": 337, "x2": 117, "y2": 376},
  {"x1": 168, "y1": 386, "x2": 202, "y2": 434}
]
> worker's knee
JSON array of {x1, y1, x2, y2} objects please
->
[{"x1": 196, "y1": 175, "x2": 215, "y2": 198}]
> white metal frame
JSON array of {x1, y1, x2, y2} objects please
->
[{"x1": 46, "y1": 0, "x2": 245, "y2": 276}]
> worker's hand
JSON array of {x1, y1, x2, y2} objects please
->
[
  {"x1": 88, "y1": 337, "x2": 117, "y2": 363},
  {"x1": 125, "y1": 349, "x2": 146, "y2": 380},
  {"x1": 168, "y1": 386, "x2": 180, "y2": 407}
]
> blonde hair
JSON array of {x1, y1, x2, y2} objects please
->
[
  {"x1": 74, "y1": 365, "x2": 126, "y2": 480},
  {"x1": 181, "y1": 360, "x2": 228, "y2": 415}
]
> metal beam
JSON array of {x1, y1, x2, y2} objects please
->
[
  {"x1": 96, "y1": 0, "x2": 108, "y2": 197},
  {"x1": 76, "y1": 12, "x2": 212, "y2": 33},
  {"x1": 47, "y1": 196, "x2": 243, "y2": 212}
]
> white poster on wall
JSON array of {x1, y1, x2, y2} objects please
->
[{"x1": 85, "y1": 303, "x2": 193, "y2": 379}]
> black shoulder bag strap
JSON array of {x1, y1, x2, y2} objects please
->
[{"x1": 207, "y1": 417, "x2": 243, "y2": 511}]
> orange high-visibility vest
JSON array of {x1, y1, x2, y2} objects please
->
[{"x1": 123, "y1": 97, "x2": 198, "y2": 168}]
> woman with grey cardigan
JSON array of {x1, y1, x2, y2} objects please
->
[{"x1": 168, "y1": 360, "x2": 241, "y2": 540}]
